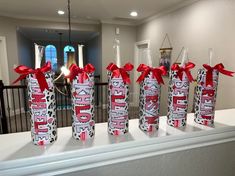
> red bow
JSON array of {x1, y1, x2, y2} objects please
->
[
  {"x1": 203, "y1": 63, "x2": 234, "y2": 87},
  {"x1": 136, "y1": 64, "x2": 167, "y2": 84},
  {"x1": 106, "y1": 63, "x2": 134, "y2": 84},
  {"x1": 171, "y1": 62, "x2": 195, "y2": 82},
  {"x1": 67, "y1": 63, "x2": 95, "y2": 83},
  {"x1": 13, "y1": 62, "x2": 51, "y2": 92}
]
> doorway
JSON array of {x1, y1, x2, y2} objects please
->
[
  {"x1": 133, "y1": 40, "x2": 150, "y2": 106},
  {"x1": 0, "y1": 36, "x2": 10, "y2": 84}
]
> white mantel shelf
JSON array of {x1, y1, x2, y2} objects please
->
[{"x1": 1, "y1": 109, "x2": 235, "y2": 176}]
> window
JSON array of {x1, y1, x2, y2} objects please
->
[
  {"x1": 45, "y1": 45, "x2": 57, "y2": 71},
  {"x1": 64, "y1": 45, "x2": 75, "y2": 65}
]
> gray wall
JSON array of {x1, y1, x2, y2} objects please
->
[
  {"x1": 137, "y1": 0, "x2": 235, "y2": 115},
  {"x1": 86, "y1": 34, "x2": 102, "y2": 77},
  {"x1": 0, "y1": 16, "x2": 19, "y2": 82},
  {"x1": 17, "y1": 31, "x2": 34, "y2": 68},
  {"x1": 101, "y1": 23, "x2": 136, "y2": 82},
  {"x1": 101, "y1": 23, "x2": 136, "y2": 101}
]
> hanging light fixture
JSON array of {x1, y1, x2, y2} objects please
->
[
  {"x1": 66, "y1": 0, "x2": 76, "y2": 68},
  {"x1": 58, "y1": 32, "x2": 63, "y2": 68}
]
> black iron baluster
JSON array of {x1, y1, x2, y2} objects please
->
[
  {"x1": 55, "y1": 88, "x2": 59, "y2": 128},
  {"x1": 100, "y1": 85, "x2": 104, "y2": 122},
  {"x1": 65, "y1": 85, "x2": 68, "y2": 126},
  {"x1": 96, "y1": 85, "x2": 99, "y2": 106},
  {"x1": 0, "y1": 80, "x2": 8, "y2": 134},
  {"x1": 97, "y1": 84, "x2": 99, "y2": 123},
  {"x1": 23, "y1": 85, "x2": 29, "y2": 131},
  {"x1": 105, "y1": 85, "x2": 108, "y2": 122},
  {"x1": 17, "y1": 88, "x2": 23, "y2": 131},
  {"x1": 11, "y1": 89, "x2": 18, "y2": 132},
  {"x1": 60, "y1": 88, "x2": 64, "y2": 127},
  {"x1": 5, "y1": 89, "x2": 12, "y2": 133}
]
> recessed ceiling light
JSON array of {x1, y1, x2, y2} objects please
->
[
  {"x1": 58, "y1": 10, "x2": 65, "y2": 15},
  {"x1": 130, "y1": 11, "x2": 138, "y2": 17}
]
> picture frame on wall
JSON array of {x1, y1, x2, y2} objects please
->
[
  {"x1": 159, "y1": 33, "x2": 173, "y2": 76},
  {"x1": 159, "y1": 48, "x2": 172, "y2": 75}
]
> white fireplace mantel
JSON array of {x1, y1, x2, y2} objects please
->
[{"x1": 0, "y1": 109, "x2": 235, "y2": 176}]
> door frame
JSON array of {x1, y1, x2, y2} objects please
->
[
  {"x1": 132, "y1": 40, "x2": 150, "y2": 106},
  {"x1": 0, "y1": 36, "x2": 10, "y2": 84}
]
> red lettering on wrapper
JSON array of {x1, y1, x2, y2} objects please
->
[
  {"x1": 199, "y1": 85, "x2": 216, "y2": 122},
  {"x1": 174, "y1": 120, "x2": 179, "y2": 127},
  {"x1": 32, "y1": 103, "x2": 47, "y2": 109},
  {"x1": 146, "y1": 95, "x2": 158, "y2": 102},
  {"x1": 112, "y1": 116, "x2": 128, "y2": 129},
  {"x1": 111, "y1": 95, "x2": 125, "y2": 102},
  {"x1": 111, "y1": 102, "x2": 126, "y2": 110},
  {"x1": 146, "y1": 116, "x2": 157, "y2": 124},
  {"x1": 32, "y1": 94, "x2": 46, "y2": 103},
  {"x1": 145, "y1": 95, "x2": 158, "y2": 111},
  {"x1": 173, "y1": 96, "x2": 187, "y2": 110},
  {"x1": 109, "y1": 77, "x2": 129, "y2": 135},
  {"x1": 80, "y1": 131, "x2": 86, "y2": 141},
  {"x1": 75, "y1": 105, "x2": 91, "y2": 122},
  {"x1": 202, "y1": 89, "x2": 215, "y2": 97},
  {"x1": 114, "y1": 130, "x2": 119, "y2": 136},
  {"x1": 34, "y1": 120, "x2": 48, "y2": 134},
  {"x1": 111, "y1": 87, "x2": 125, "y2": 95},
  {"x1": 201, "y1": 115, "x2": 212, "y2": 120}
]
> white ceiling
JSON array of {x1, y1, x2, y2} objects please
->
[
  {"x1": 3, "y1": 0, "x2": 198, "y2": 42},
  {"x1": 0, "y1": 0, "x2": 198, "y2": 25}
]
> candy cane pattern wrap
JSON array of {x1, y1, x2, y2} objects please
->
[
  {"x1": 13, "y1": 62, "x2": 57, "y2": 145},
  {"x1": 107, "y1": 63, "x2": 133, "y2": 135},
  {"x1": 137, "y1": 64, "x2": 167, "y2": 132},
  {"x1": 68, "y1": 64, "x2": 95, "y2": 140},
  {"x1": 194, "y1": 63, "x2": 234, "y2": 126},
  {"x1": 167, "y1": 62, "x2": 195, "y2": 127}
]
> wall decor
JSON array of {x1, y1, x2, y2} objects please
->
[{"x1": 159, "y1": 34, "x2": 173, "y2": 75}]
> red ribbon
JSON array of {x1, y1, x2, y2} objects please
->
[
  {"x1": 136, "y1": 64, "x2": 167, "y2": 84},
  {"x1": 106, "y1": 63, "x2": 134, "y2": 84},
  {"x1": 203, "y1": 63, "x2": 234, "y2": 87},
  {"x1": 13, "y1": 62, "x2": 51, "y2": 92},
  {"x1": 171, "y1": 62, "x2": 195, "y2": 82},
  {"x1": 67, "y1": 63, "x2": 95, "y2": 83}
]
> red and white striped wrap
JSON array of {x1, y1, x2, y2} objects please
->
[
  {"x1": 107, "y1": 63, "x2": 133, "y2": 135},
  {"x1": 167, "y1": 62, "x2": 195, "y2": 127}
]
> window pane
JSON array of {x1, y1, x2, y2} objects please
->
[
  {"x1": 64, "y1": 45, "x2": 75, "y2": 65},
  {"x1": 45, "y1": 45, "x2": 57, "y2": 71}
]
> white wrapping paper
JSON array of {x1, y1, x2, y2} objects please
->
[
  {"x1": 194, "y1": 69, "x2": 219, "y2": 126},
  {"x1": 107, "y1": 72, "x2": 129, "y2": 135},
  {"x1": 27, "y1": 72, "x2": 57, "y2": 145},
  {"x1": 139, "y1": 72, "x2": 161, "y2": 132},
  {"x1": 167, "y1": 70, "x2": 189, "y2": 127},
  {"x1": 71, "y1": 73, "x2": 95, "y2": 140}
]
